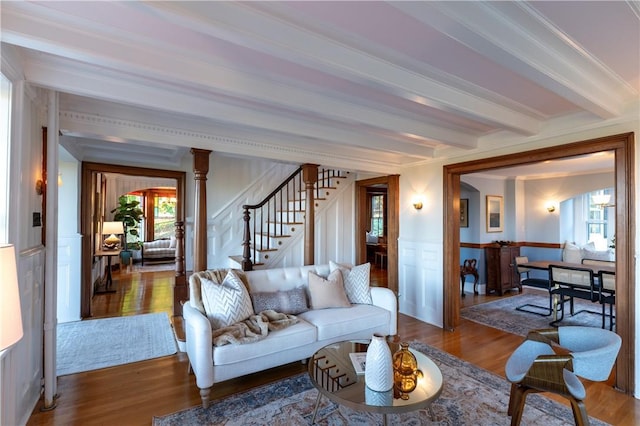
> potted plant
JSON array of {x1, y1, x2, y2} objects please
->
[{"x1": 111, "y1": 195, "x2": 144, "y2": 265}]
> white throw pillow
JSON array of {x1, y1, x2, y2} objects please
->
[
  {"x1": 562, "y1": 241, "x2": 582, "y2": 264},
  {"x1": 200, "y1": 270, "x2": 254, "y2": 329},
  {"x1": 308, "y1": 269, "x2": 351, "y2": 309},
  {"x1": 329, "y1": 260, "x2": 372, "y2": 304}
]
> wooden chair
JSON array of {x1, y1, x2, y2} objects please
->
[
  {"x1": 506, "y1": 327, "x2": 621, "y2": 426},
  {"x1": 514, "y1": 256, "x2": 553, "y2": 316},
  {"x1": 460, "y1": 258, "x2": 479, "y2": 297}
]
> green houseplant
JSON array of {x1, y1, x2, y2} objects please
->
[{"x1": 111, "y1": 195, "x2": 144, "y2": 264}]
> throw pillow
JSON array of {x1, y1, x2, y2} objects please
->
[
  {"x1": 562, "y1": 241, "x2": 582, "y2": 264},
  {"x1": 200, "y1": 270, "x2": 254, "y2": 329},
  {"x1": 329, "y1": 260, "x2": 372, "y2": 304},
  {"x1": 251, "y1": 288, "x2": 308, "y2": 315},
  {"x1": 308, "y1": 269, "x2": 351, "y2": 309}
]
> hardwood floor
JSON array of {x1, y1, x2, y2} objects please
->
[{"x1": 26, "y1": 264, "x2": 639, "y2": 425}]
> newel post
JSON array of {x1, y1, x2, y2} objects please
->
[
  {"x1": 173, "y1": 221, "x2": 186, "y2": 316},
  {"x1": 241, "y1": 207, "x2": 253, "y2": 271},
  {"x1": 302, "y1": 164, "x2": 318, "y2": 265}
]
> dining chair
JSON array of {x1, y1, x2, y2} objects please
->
[
  {"x1": 505, "y1": 327, "x2": 621, "y2": 426},
  {"x1": 460, "y1": 258, "x2": 479, "y2": 297},
  {"x1": 548, "y1": 265, "x2": 598, "y2": 327},
  {"x1": 598, "y1": 271, "x2": 616, "y2": 331},
  {"x1": 514, "y1": 256, "x2": 553, "y2": 316}
]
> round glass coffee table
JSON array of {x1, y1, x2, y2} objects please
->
[{"x1": 308, "y1": 340, "x2": 443, "y2": 425}]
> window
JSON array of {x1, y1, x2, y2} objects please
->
[
  {"x1": 0, "y1": 73, "x2": 11, "y2": 243},
  {"x1": 153, "y1": 195, "x2": 176, "y2": 239},
  {"x1": 370, "y1": 194, "x2": 384, "y2": 237},
  {"x1": 586, "y1": 189, "x2": 613, "y2": 250}
]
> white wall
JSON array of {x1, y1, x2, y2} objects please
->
[
  {"x1": 1, "y1": 46, "x2": 47, "y2": 426},
  {"x1": 57, "y1": 153, "x2": 82, "y2": 323}
]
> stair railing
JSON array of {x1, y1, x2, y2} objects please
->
[
  {"x1": 242, "y1": 166, "x2": 304, "y2": 271},
  {"x1": 241, "y1": 166, "x2": 348, "y2": 271}
]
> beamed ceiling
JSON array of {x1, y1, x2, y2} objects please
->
[{"x1": 1, "y1": 1, "x2": 639, "y2": 173}]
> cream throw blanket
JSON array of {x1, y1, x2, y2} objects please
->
[
  {"x1": 212, "y1": 309, "x2": 298, "y2": 347},
  {"x1": 189, "y1": 268, "x2": 299, "y2": 347}
]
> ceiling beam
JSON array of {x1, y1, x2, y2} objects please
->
[
  {"x1": 141, "y1": 1, "x2": 542, "y2": 136},
  {"x1": 393, "y1": 1, "x2": 635, "y2": 119}
]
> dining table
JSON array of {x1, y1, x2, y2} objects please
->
[
  {"x1": 519, "y1": 260, "x2": 615, "y2": 275},
  {"x1": 518, "y1": 260, "x2": 615, "y2": 323}
]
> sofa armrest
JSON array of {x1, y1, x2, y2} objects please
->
[
  {"x1": 370, "y1": 287, "x2": 398, "y2": 336},
  {"x1": 183, "y1": 302, "x2": 214, "y2": 389}
]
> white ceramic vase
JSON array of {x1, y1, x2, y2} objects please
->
[{"x1": 364, "y1": 333, "x2": 393, "y2": 392}]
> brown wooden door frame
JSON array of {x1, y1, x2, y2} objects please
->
[
  {"x1": 443, "y1": 132, "x2": 635, "y2": 394},
  {"x1": 356, "y1": 175, "x2": 399, "y2": 293},
  {"x1": 80, "y1": 161, "x2": 186, "y2": 318}
]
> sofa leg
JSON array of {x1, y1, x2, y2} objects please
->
[{"x1": 200, "y1": 387, "x2": 211, "y2": 409}]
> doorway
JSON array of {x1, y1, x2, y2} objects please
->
[
  {"x1": 443, "y1": 132, "x2": 635, "y2": 393},
  {"x1": 356, "y1": 175, "x2": 400, "y2": 293},
  {"x1": 80, "y1": 162, "x2": 186, "y2": 318}
]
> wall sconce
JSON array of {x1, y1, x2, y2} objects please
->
[
  {"x1": 546, "y1": 202, "x2": 556, "y2": 213},
  {"x1": 58, "y1": 173, "x2": 63, "y2": 187},
  {"x1": 412, "y1": 197, "x2": 423, "y2": 210},
  {"x1": 35, "y1": 179, "x2": 44, "y2": 195}
]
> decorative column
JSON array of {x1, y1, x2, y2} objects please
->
[
  {"x1": 191, "y1": 148, "x2": 211, "y2": 272},
  {"x1": 302, "y1": 164, "x2": 318, "y2": 265}
]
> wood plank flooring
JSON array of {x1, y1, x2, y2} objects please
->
[{"x1": 26, "y1": 264, "x2": 639, "y2": 425}]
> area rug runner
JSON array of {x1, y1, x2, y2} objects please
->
[
  {"x1": 152, "y1": 341, "x2": 608, "y2": 425},
  {"x1": 461, "y1": 291, "x2": 611, "y2": 336},
  {"x1": 57, "y1": 312, "x2": 177, "y2": 376}
]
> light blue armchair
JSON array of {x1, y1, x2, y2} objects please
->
[{"x1": 505, "y1": 327, "x2": 621, "y2": 426}]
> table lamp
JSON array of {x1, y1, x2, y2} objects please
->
[
  {"x1": 1, "y1": 244, "x2": 23, "y2": 352},
  {"x1": 102, "y1": 221, "x2": 124, "y2": 249}
]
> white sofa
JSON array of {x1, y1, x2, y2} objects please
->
[
  {"x1": 183, "y1": 264, "x2": 397, "y2": 408},
  {"x1": 141, "y1": 238, "x2": 176, "y2": 265}
]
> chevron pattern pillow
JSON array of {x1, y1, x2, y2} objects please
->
[
  {"x1": 330, "y1": 261, "x2": 372, "y2": 304},
  {"x1": 200, "y1": 270, "x2": 254, "y2": 329}
]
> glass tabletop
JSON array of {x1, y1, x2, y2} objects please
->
[{"x1": 307, "y1": 340, "x2": 443, "y2": 414}]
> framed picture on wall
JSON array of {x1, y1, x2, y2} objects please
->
[
  {"x1": 460, "y1": 198, "x2": 469, "y2": 227},
  {"x1": 486, "y1": 195, "x2": 503, "y2": 232}
]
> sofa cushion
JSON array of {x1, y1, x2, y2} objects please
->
[
  {"x1": 308, "y1": 269, "x2": 351, "y2": 309},
  {"x1": 250, "y1": 287, "x2": 308, "y2": 315},
  {"x1": 213, "y1": 320, "x2": 317, "y2": 365},
  {"x1": 298, "y1": 304, "x2": 390, "y2": 341},
  {"x1": 201, "y1": 270, "x2": 254, "y2": 329},
  {"x1": 563, "y1": 241, "x2": 582, "y2": 264},
  {"x1": 330, "y1": 261, "x2": 372, "y2": 304}
]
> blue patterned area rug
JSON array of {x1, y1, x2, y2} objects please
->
[
  {"x1": 152, "y1": 342, "x2": 608, "y2": 426},
  {"x1": 461, "y1": 291, "x2": 611, "y2": 336}
]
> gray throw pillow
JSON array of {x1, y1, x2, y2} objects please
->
[{"x1": 251, "y1": 288, "x2": 308, "y2": 315}]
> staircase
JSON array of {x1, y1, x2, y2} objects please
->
[{"x1": 233, "y1": 166, "x2": 353, "y2": 270}]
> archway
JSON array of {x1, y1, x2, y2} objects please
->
[
  {"x1": 444, "y1": 132, "x2": 635, "y2": 393},
  {"x1": 80, "y1": 162, "x2": 186, "y2": 318}
]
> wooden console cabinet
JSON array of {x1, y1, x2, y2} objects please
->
[{"x1": 485, "y1": 245, "x2": 521, "y2": 295}]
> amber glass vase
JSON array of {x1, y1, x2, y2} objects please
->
[{"x1": 393, "y1": 342, "x2": 421, "y2": 399}]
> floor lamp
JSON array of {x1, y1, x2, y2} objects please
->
[
  {"x1": 0, "y1": 244, "x2": 23, "y2": 353},
  {"x1": 0, "y1": 246, "x2": 23, "y2": 426}
]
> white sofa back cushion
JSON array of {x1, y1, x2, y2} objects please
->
[{"x1": 244, "y1": 264, "x2": 331, "y2": 293}]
